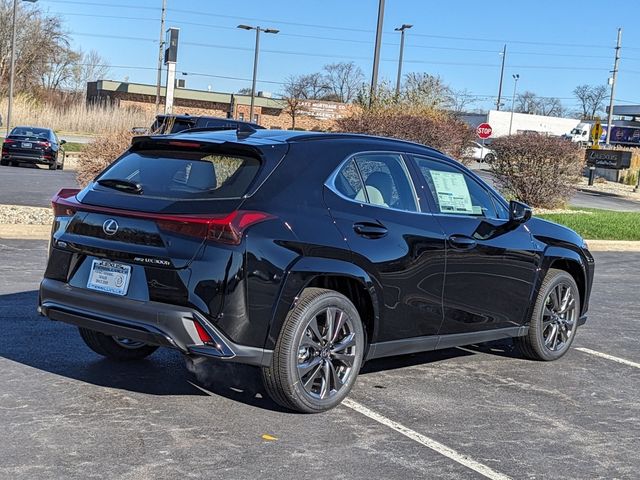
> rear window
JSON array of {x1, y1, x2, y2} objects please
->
[
  {"x1": 97, "y1": 150, "x2": 261, "y2": 199},
  {"x1": 10, "y1": 127, "x2": 50, "y2": 139}
]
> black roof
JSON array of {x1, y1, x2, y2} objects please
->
[{"x1": 163, "y1": 128, "x2": 445, "y2": 156}]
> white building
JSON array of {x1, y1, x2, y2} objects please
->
[{"x1": 462, "y1": 110, "x2": 581, "y2": 138}]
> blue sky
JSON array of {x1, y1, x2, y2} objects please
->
[{"x1": 38, "y1": 0, "x2": 640, "y2": 112}]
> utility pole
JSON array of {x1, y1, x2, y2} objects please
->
[
  {"x1": 605, "y1": 27, "x2": 622, "y2": 146},
  {"x1": 496, "y1": 44, "x2": 506, "y2": 111},
  {"x1": 394, "y1": 24, "x2": 412, "y2": 97},
  {"x1": 7, "y1": 0, "x2": 38, "y2": 136},
  {"x1": 369, "y1": 0, "x2": 385, "y2": 106},
  {"x1": 155, "y1": 0, "x2": 167, "y2": 115}
]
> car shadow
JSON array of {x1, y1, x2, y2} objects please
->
[{"x1": 0, "y1": 289, "x2": 522, "y2": 413}]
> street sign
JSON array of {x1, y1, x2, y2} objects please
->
[
  {"x1": 476, "y1": 123, "x2": 492, "y2": 139},
  {"x1": 585, "y1": 149, "x2": 632, "y2": 170},
  {"x1": 590, "y1": 120, "x2": 603, "y2": 149}
]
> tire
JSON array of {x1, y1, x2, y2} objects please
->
[
  {"x1": 515, "y1": 269, "x2": 580, "y2": 361},
  {"x1": 79, "y1": 327, "x2": 158, "y2": 361},
  {"x1": 484, "y1": 153, "x2": 496, "y2": 163},
  {"x1": 262, "y1": 288, "x2": 365, "y2": 413},
  {"x1": 48, "y1": 160, "x2": 57, "y2": 170},
  {"x1": 57, "y1": 154, "x2": 64, "y2": 170},
  {"x1": 0, "y1": 158, "x2": 7, "y2": 166}
]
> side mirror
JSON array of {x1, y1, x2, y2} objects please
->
[
  {"x1": 509, "y1": 200, "x2": 532, "y2": 224},
  {"x1": 60, "y1": 139, "x2": 67, "y2": 145}
]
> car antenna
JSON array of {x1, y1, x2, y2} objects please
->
[{"x1": 237, "y1": 123, "x2": 257, "y2": 138}]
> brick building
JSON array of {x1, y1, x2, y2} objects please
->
[{"x1": 86, "y1": 80, "x2": 354, "y2": 130}]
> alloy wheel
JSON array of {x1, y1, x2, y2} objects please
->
[
  {"x1": 296, "y1": 307, "x2": 358, "y2": 400},
  {"x1": 542, "y1": 282, "x2": 576, "y2": 352}
]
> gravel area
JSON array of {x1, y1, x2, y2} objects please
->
[
  {"x1": 0, "y1": 205, "x2": 53, "y2": 225},
  {"x1": 579, "y1": 176, "x2": 639, "y2": 198}
]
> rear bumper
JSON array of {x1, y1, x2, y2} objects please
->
[
  {"x1": 2, "y1": 153, "x2": 54, "y2": 165},
  {"x1": 39, "y1": 278, "x2": 272, "y2": 367}
]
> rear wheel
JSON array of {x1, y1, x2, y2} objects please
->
[
  {"x1": 262, "y1": 288, "x2": 365, "y2": 413},
  {"x1": 0, "y1": 158, "x2": 7, "y2": 166},
  {"x1": 79, "y1": 327, "x2": 158, "y2": 361},
  {"x1": 48, "y1": 159, "x2": 57, "y2": 170},
  {"x1": 57, "y1": 154, "x2": 64, "y2": 170},
  {"x1": 515, "y1": 269, "x2": 580, "y2": 361}
]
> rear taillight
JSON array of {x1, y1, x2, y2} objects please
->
[
  {"x1": 38, "y1": 141, "x2": 51, "y2": 148},
  {"x1": 2, "y1": 139, "x2": 15, "y2": 146},
  {"x1": 51, "y1": 188, "x2": 81, "y2": 217},
  {"x1": 156, "y1": 210, "x2": 273, "y2": 245}
]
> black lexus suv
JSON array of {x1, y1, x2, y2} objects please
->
[{"x1": 39, "y1": 128, "x2": 595, "y2": 413}]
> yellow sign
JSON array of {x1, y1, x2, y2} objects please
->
[{"x1": 591, "y1": 121, "x2": 603, "y2": 149}]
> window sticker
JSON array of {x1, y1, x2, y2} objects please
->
[{"x1": 429, "y1": 170, "x2": 474, "y2": 214}]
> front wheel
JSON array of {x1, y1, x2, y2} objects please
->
[
  {"x1": 515, "y1": 269, "x2": 580, "y2": 361},
  {"x1": 262, "y1": 288, "x2": 365, "y2": 413},
  {"x1": 484, "y1": 153, "x2": 496, "y2": 163},
  {"x1": 79, "y1": 327, "x2": 158, "y2": 361}
]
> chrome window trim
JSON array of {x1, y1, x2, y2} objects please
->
[{"x1": 325, "y1": 150, "x2": 426, "y2": 215}]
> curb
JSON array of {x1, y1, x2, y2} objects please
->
[
  {"x1": 0, "y1": 224, "x2": 51, "y2": 240},
  {"x1": 1, "y1": 224, "x2": 640, "y2": 251}
]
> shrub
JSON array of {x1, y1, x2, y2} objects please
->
[
  {"x1": 335, "y1": 106, "x2": 475, "y2": 163},
  {"x1": 489, "y1": 134, "x2": 584, "y2": 208},
  {"x1": 76, "y1": 131, "x2": 134, "y2": 187}
]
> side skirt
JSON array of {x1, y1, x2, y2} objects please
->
[{"x1": 366, "y1": 326, "x2": 529, "y2": 361}]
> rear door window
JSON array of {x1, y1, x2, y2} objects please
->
[
  {"x1": 331, "y1": 153, "x2": 418, "y2": 212},
  {"x1": 97, "y1": 150, "x2": 260, "y2": 199}
]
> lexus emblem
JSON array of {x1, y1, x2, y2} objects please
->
[{"x1": 102, "y1": 219, "x2": 119, "y2": 236}]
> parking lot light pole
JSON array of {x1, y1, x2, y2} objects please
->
[
  {"x1": 6, "y1": 0, "x2": 38, "y2": 136},
  {"x1": 508, "y1": 74, "x2": 519, "y2": 136},
  {"x1": 394, "y1": 24, "x2": 412, "y2": 97},
  {"x1": 237, "y1": 24, "x2": 279, "y2": 123}
]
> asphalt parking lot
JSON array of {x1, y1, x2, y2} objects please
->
[{"x1": 0, "y1": 240, "x2": 638, "y2": 479}]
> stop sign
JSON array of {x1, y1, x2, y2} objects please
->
[{"x1": 476, "y1": 123, "x2": 492, "y2": 139}]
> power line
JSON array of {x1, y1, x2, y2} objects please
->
[{"x1": 42, "y1": 0, "x2": 625, "y2": 51}]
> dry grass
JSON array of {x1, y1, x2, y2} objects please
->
[{"x1": 0, "y1": 95, "x2": 151, "y2": 135}]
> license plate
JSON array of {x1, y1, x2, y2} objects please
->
[
  {"x1": 87, "y1": 260, "x2": 131, "y2": 296},
  {"x1": 21, "y1": 142, "x2": 32, "y2": 148}
]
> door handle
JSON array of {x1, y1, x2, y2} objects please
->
[
  {"x1": 448, "y1": 234, "x2": 477, "y2": 250},
  {"x1": 353, "y1": 222, "x2": 388, "y2": 239}
]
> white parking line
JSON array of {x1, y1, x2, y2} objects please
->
[
  {"x1": 342, "y1": 399, "x2": 511, "y2": 480},
  {"x1": 575, "y1": 347, "x2": 640, "y2": 369}
]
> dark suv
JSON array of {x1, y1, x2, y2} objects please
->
[
  {"x1": 39, "y1": 129, "x2": 594, "y2": 412},
  {"x1": 1, "y1": 126, "x2": 66, "y2": 170}
]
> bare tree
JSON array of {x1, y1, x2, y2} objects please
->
[
  {"x1": 515, "y1": 91, "x2": 539, "y2": 114},
  {"x1": 447, "y1": 88, "x2": 476, "y2": 113},
  {"x1": 41, "y1": 47, "x2": 80, "y2": 91},
  {"x1": 69, "y1": 49, "x2": 110, "y2": 92},
  {"x1": 402, "y1": 73, "x2": 451, "y2": 109},
  {"x1": 537, "y1": 97, "x2": 564, "y2": 117},
  {"x1": 0, "y1": 2, "x2": 69, "y2": 93},
  {"x1": 322, "y1": 62, "x2": 364, "y2": 103},
  {"x1": 281, "y1": 75, "x2": 309, "y2": 129},
  {"x1": 573, "y1": 84, "x2": 608, "y2": 119}
]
